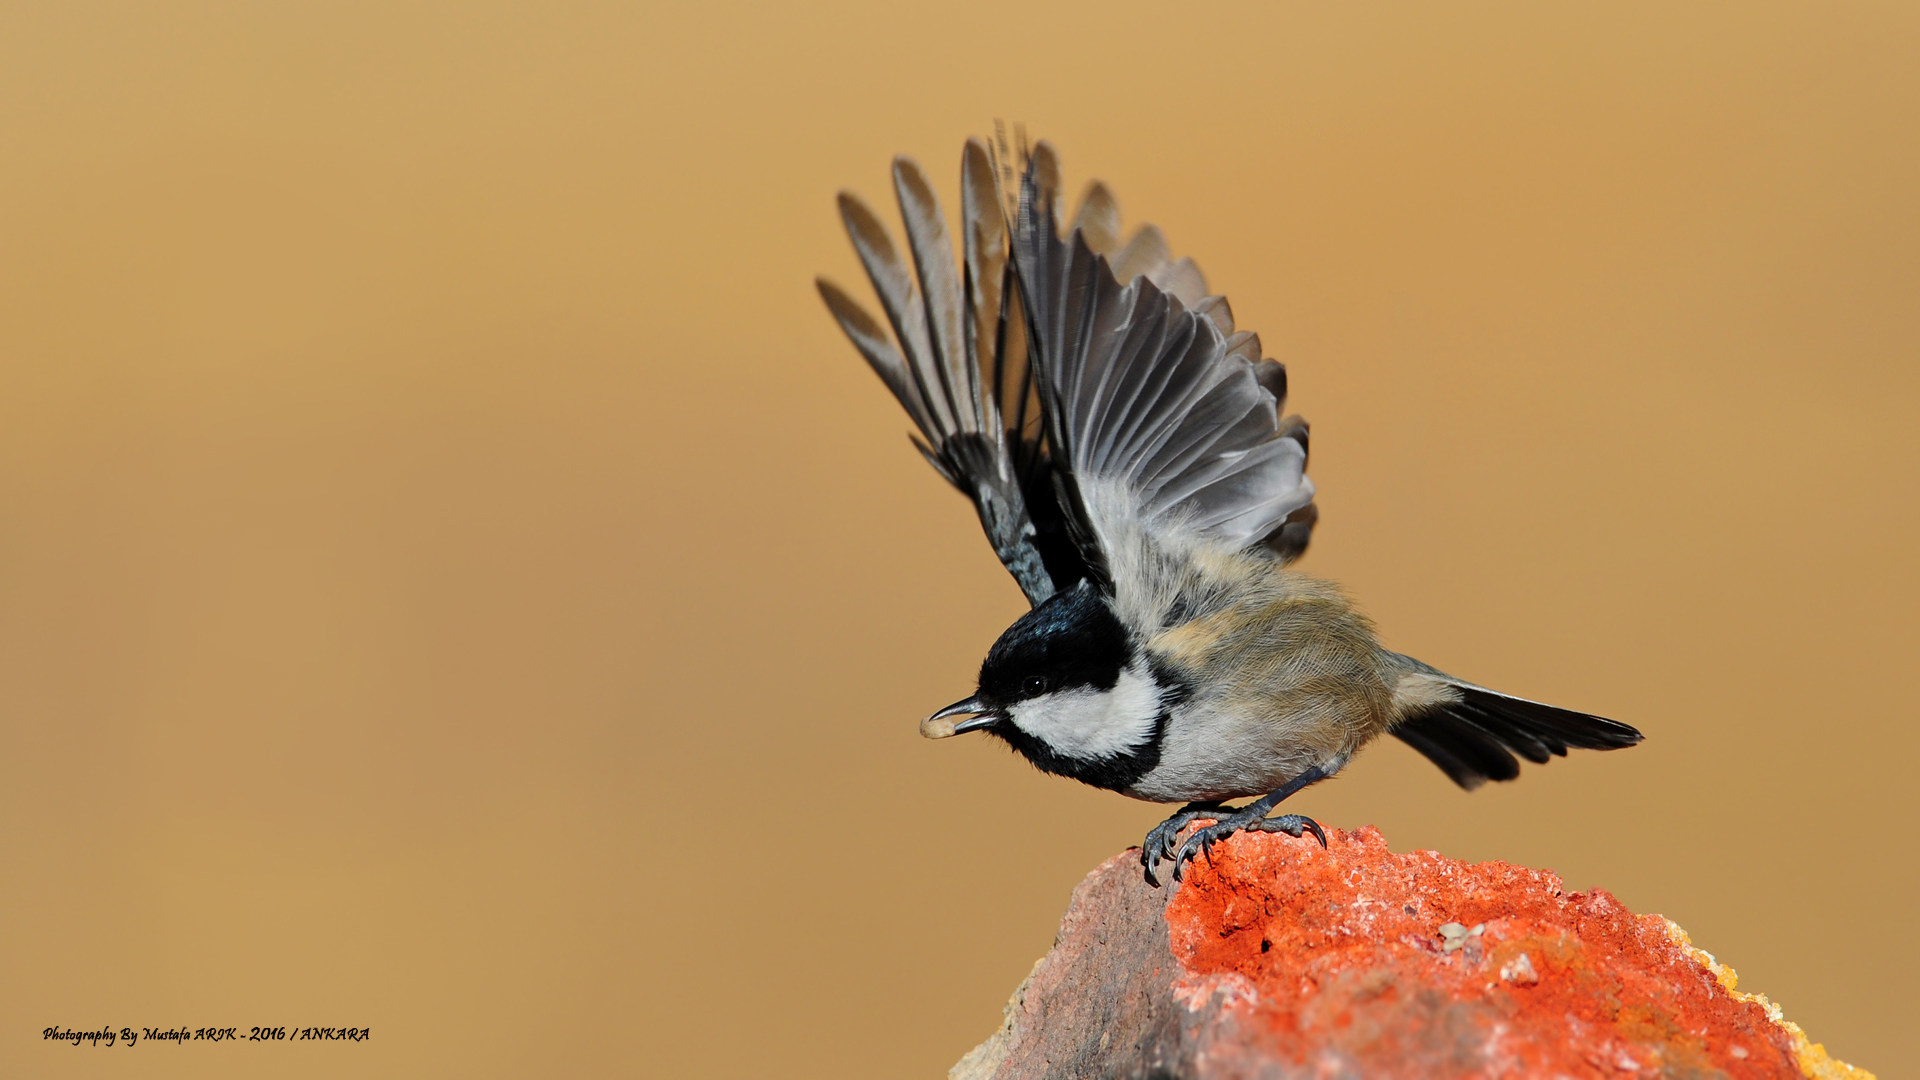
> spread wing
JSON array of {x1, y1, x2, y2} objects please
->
[
  {"x1": 817, "y1": 138, "x2": 1087, "y2": 605},
  {"x1": 818, "y1": 136, "x2": 1317, "y2": 607},
  {"x1": 1008, "y1": 141, "x2": 1317, "y2": 592}
]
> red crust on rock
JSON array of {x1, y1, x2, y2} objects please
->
[{"x1": 1164, "y1": 826, "x2": 1799, "y2": 1077}]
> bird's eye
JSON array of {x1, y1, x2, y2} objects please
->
[{"x1": 1022, "y1": 675, "x2": 1049, "y2": 696}]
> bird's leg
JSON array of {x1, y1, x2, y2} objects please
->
[
  {"x1": 1169, "y1": 765, "x2": 1332, "y2": 883},
  {"x1": 1141, "y1": 801, "x2": 1233, "y2": 887}
]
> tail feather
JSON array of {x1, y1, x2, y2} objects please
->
[{"x1": 1392, "y1": 681, "x2": 1643, "y2": 791}]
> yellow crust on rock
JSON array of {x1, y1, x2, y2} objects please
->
[{"x1": 1662, "y1": 919, "x2": 1875, "y2": 1080}]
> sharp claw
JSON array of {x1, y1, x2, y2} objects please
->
[
  {"x1": 1174, "y1": 828, "x2": 1210, "y2": 877},
  {"x1": 1142, "y1": 824, "x2": 1177, "y2": 887},
  {"x1": 1171, "y1": 841, "x2": 1194, "y2": 881},
  {"x1": 1259, "y1": 814, "x2": 1328, "y2": 847}
]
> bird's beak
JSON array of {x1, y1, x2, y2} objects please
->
[{"x1": 921, "y1": 695, "x2": 1001, "y2": 739}]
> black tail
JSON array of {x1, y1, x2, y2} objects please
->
[{"x1": 1392, "y1": 683, "x2": 1643, "y2": 790}]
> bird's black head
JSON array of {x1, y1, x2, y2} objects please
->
[
  {"x1": 918, "y1": 581, "x2": 1180, "y2": 793},
  {"x1": 921, "y1": 582, "x2": 1133, "y2": 739},
  {"x1": 975, "y1": 581, "x2": 1131, "y2": 711}
]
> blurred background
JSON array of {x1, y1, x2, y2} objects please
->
[{"x1": 2, "y1": 1, "x2": 1914, "y2": 1076}]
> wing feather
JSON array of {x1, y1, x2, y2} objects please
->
[
  {"x1": 961, "y1": 139, "x2": 1008, "y2": 434},
  {"x1": 1192, "y1": 294, "x2": 1234, "y2": 335},
  {"x1": 1084, "y1": 289, "x2": 1172, "y2": 467},
  {"x1": 1009, "y1": 143, "x2": 1318, "y2": 578},
  {"x1": 816, "y1": 278, "x2": 939, "y2": 442},
  {"x1": 836, "y1": 192, "x2": 953, "y2": 435},
  {"x1": 892, "y1": 157, "x2": 976, "y2": 433},
  {"x1": 1109, "y1": 224, "x2": 1170, "y2": 284},
  {"x1": 823, "y1": 143, "x2": 1091, "y2": 606},
  {"x1": 1072, "y1": 181, "x2": 1123, "y2": 256},
  {"x1": 1153, "y1": 256, "x2": 1210, "y2": 306}
]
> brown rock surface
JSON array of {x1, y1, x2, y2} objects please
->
[{"x1": 954, "y1": 827, "x2": 1871, "y2": 1080}]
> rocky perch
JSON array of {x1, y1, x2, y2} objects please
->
[{"x1": 954, "y1": 827, "x2": 1870, "y2": 1080}]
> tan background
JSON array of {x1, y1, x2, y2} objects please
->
[{"x1": 2, "y1": 1, "x2": 1915, "y2": 1076}]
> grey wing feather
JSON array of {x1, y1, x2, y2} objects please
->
[
  {"x1": 961, "y1": 142, "x2": 1008, "y2": 430},
  {"x1": 1109, "y1": 224, "x2": 1170, "y2": 285},
  {"x1": 891, "y1": 159, "x2": 977, "y2": 434},
  {"x1": 1009, "y1": 141, "x2": 1317, "y2": 572},
  {"x1": 1071, "y1": 181, "x2": 1123, "y2": 256},
  {"x1": 819, "y1": 139, "x2": 1059, "y2": 605},
  {"x1": 817, "y1": 279, "x2": 942, "y2": 451}
]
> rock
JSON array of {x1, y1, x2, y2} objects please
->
[{"x1": 953, "y1": 826, "x2": 1872, "y2": 1080}]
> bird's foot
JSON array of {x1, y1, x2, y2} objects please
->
[
  {"x1": 1140, "y1": 766, "x2": 1334, "y2": 887},
  {"x1": 1141, "y1": 802, "x2": 1233, "y2": 887},
  {"x1": 1169, "y1": 809, "x2": 1327, "y2": 883}
]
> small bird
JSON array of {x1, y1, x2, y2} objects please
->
[{"x1": 817, "y1": 135, "x2": 1642, "y2": 886}]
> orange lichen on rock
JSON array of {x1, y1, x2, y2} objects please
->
[
  {"x1": 957, "y1": 827, "x2": 1873, "y2": 1080},
  {"x1": 1165, "y1": 826, "x2": 1835, "y2": 1078}
]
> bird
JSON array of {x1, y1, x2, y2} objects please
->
[{"x1": 816, "y1": 134, "x2": 1643, "y2": 886}]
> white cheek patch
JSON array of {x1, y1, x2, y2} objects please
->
[{"x1": 1006, "y1": 663, "x2": 1163, "y2": 760}]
